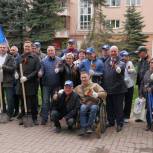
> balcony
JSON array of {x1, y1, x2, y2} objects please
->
[
  {"x1": 55, "y1": 30, "x2": 69, "y2": 38},
  {"x1": 58, "y1": 7, "x2": 69, "y2": 16}
]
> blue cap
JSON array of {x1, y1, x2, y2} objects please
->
[
  {"x1": 119, "y1": 50, "x2": 129, "y2": 57},
  {"x1": 34, "y1": 42, "x2": 41, "y2": 48},
  {"x1": 86, "y1": 47, "x2": 95, "y2": 54},
  {"x1": 67, "y1": 39, "x2": 75, "y2": 44},
  {"x1": 64, "y1": 80, "x2": 73, "y2": 87},
  {"x1": 101, "y1": 44, "x2": 110, "y2": 50}
]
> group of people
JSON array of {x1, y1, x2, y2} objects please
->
[{"x1": 0, "y1": 38, "x2": 152, "y2": 136}]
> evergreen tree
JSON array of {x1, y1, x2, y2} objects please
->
[
  {"x1": 26, "y1": 0, "x2": 64, "y2": 43},
  {"x1": 0, "y1": 0, "x2": 28, "y2": 48},
  {"x1": 124, "y1": 6, "x2": 148, "y2": 51}
]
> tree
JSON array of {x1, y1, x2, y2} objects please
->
[
  {"x1": 26, "y1": 0, "x2": 64, "y2": 43},
  {"x1": 124, "y1": 6, "x2": 148, "y2": 51},
  {"x1": 0, "y1": 0, "x2": 29, "y2": 48}
]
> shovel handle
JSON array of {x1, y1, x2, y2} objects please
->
[{"x1": 20, "y1": 64, "x2": 27, "y2": 113}]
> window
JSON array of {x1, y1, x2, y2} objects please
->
[
  {"x1": 126, "y1": 0, "x2": 141, "y2": 6},
  {"x1": 106, "y1": 20, "x2": 120, "y2": 29},
  {"x1": 106, "y1": 0, "x2": 120, "y2": 7},
  {"x1": 79, "y1": 0, "x2": 92, "y2": 30}
]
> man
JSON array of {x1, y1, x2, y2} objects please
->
[
  {"x1": 136, "y1": 46, "x2": 149, "y2": 96},
  {"x1": 10, "y1": 46, "x2": 20, "y2": 117},
  {"x1": 120, "y1": 50, "x2": 136, "y2": 123},
  {"x1": 16, "y1": 41, "x2": 40, "y2": 125},
  {"x1": 60, "y1": 39, "x2": 79, "y2": 60},
  {"x1": 79, "y1": 47, "x2": 104, "y2": 85},
  {"x1": 51, "y1": 80, "x2": 80, "y2": 133},
  {"x1": 33, "y1": 42, "x2": 46, "y2": 61},
  {"x1": 103, "y1": 46, "x2": 127, "y2": 132},
  {"x1": 0, "y1": 43, "x2": 16, "y2": 120},
  {"x1": 38, "y1": 46, "x2": 61, "y2": 125},
  {"x1": 101, "y1": 44, "x2": 110, "y2": 63},
  {"x1": 74, "y1": 71, "x2": 107, "y2": 135}
]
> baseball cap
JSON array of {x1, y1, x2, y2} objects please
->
[
  {"x1": 101, "y1": 44, "x2": 110, "y2": 50},
  {"x1": 34, "y1": 42, "x2": 41, "y2": 48},
  {"x1": 86, "y1": 47, "x2": 95, "y2": 54},
  {"x1": 137, "y1": 46, "x2": 147, "y2": 53},
  {"x1": 119, "y1": 50, "x2": 129, "y2": 57},
  {"x1": 67, "y1": 39, "x2": 75, "y2": 44},
  {"x1": 64, "y1": 80, "x2": 73, "y2": 87}
]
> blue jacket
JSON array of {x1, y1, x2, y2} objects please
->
[
  {"x1": 41, "y1": 56, "x2": 61, "y2": 88},
  {"x1": 79, "y1": 58, "x2": 104, "y2": 76}
]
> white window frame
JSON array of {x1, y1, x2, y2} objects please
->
[
  {"x1": 106, "y1": 20, "x2": 120, "y2": 29},
  {"x1": 126, "y1": 0, "x2": 141, "y2": 6},
  {"x1": 78, "y1": 0, "x2": 93, "y2": 31},
  {"x1": 106, "y1": 0, "x2": 120, "y2": 7}
]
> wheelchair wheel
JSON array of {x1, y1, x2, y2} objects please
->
[{"x1": 99, "y1": 102, "x2": 107, "y2": 133}]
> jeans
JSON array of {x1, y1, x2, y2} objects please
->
[
  {"x1": 3, "y1": 87, "x2": 14, "y2": 117},
  {"x1": 80, "y1": 104, "x2": 98, "y2": 129},
  {"x1": 41, "y1": 86, "x2": 53, "y2": 121}
]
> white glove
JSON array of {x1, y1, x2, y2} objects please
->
[
  {"x1": 14, "y1": 71, "x2": 19, "y2": 79},
  {"x1": 150, "y1": 73, "x2": 153, "y2": 80},
  {"x1": 58, "y1": 89, "x2": 64, "y2": 95},
  {"x1": 20, "y1": 76, "x2": 27, "y2": 83},
  {"x1": 116, "y1": 67, "x2": 121, "y2": 74},
  {"x1": 61, "y1": 55, "x2": 65, "y2": 60},
  {"x1": 89, "y1": 69, "x2": 95, "y2": 76},
  {"x1": 55, "y1": 68, "x2": 59, "y2": 73},
  {"x1": 92, "y1": 91, "x2": 98, "y2": 98}
]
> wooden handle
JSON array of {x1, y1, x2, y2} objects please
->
[{"x1": 20, "y1": 64, "x2": 27, "y2": 113}]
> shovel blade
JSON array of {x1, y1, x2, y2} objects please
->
[{"x1": 23, "y1": 114, "x2": 34, "y2": 127}]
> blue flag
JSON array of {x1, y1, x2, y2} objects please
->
[{"x1": 0, "y1": 25, "x2": 7, "y2": 44}]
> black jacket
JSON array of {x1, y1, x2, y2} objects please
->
[
  {"x1": 52, "y1": 91, "x2": 80, "y2": 119},
  {"x1": 16, "y1": 52, "x2": 40, "y2": 95},
  {"x1": 2, "y1": 54, "x2": 15, "y2": 87}
]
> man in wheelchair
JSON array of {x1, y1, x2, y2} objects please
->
[
  {"x1": 51, "y1": 80, "x2": 80, "y2": 133},
  {"x1": 74, "y1": 71, "x2": 107, "y2": 136}
]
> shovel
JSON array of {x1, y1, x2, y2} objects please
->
[
  {"x1": 20, "y1": 64, "x2": 33, "y2": 127},
  {"x1": 0, "y1": 69, "x2": 9, "y2": 123}
]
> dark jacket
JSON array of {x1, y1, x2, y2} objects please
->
[
  {"x1": 16, "y1": 52, "x2": 40, "y2": 95},
  {"x1": 103, "y1": 57, "x2": 127, "y2": 94},
  {"x1": 58, "y1": 61, "x2": 80, "y2": 87},
  {"x1": 2, "y1": 54, "x2": 15, "y2": 87},
  {"x1": 136, "y1": 56, "x2": 149, "y2": 87},
  {"x1": 52, "y1": 91, "x2": 80, "y2": 119}
]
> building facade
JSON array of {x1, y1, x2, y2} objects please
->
[{"x1": 55, "y1": 0, "x2": 153, "y2": 55}]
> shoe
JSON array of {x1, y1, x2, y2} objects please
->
[
  {"x1": 41, "y1": 120, "x2": 47, "y2": 125},
  {"x1": 78, "y1": 128, "x2": 86, "y2": 136},
  {"x1": 54, "y1": 127, "x2": 61, "y2": 133},
  {"x1": 124, "y1": 119, "x2": 129, "y2": 123},
  {"x1": 33, "y1": 120, "x2": 39, "y2": 125},
  {"x1": 19, "y1": 119, "x2": 23, "y2": 125},
  {"x1": 86, "y1": 127, "x2": 93, "y2": 134},
  {"x1": 135, "y1": 119, "x2": 143, "y2": 122},
  {"x1": 17, "y1": 113, "x2": 25, "y2": 119},
  {"x1": 116, "y1": 125, "x2": 122, "y2": 132},
  {"x1": 106, "y1": 123, "x2": 115, "y2": 128}
]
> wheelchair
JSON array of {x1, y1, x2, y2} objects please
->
[{"x1": 76, "y1": 98, "x2": 107, "y2": 138}]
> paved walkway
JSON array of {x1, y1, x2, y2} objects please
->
[{"x1": 0, "y1": 119, "x2": 153, "y2": 153}]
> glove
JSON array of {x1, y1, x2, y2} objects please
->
[
  {"x1": 38, "y1": 70, "x2": 43, "y2": 78},
  {"x1": 116, "y1": 67, "x2": 121, "y2": 74},
  {"x1": 14, "y1": 71, "x2": 19, "y2": 79},
  {"x1": 89, "y1": 69, "x2": 95, "y2": 76},
  {"x1": 20, "y1": 76, "x2": 27, "y2": 83},
  {"x1": 92, "y1": 91, "x2": 98, "y2": 98},
  {"x1": 58, "y1": 89, "x2": 64, "y2": 95},
  {"x1": 150, "y1": 73, "x2": 153, "y2": 80},
  {"x1": 55, "y1": 68, "x2": 59, "y2": 73}
]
